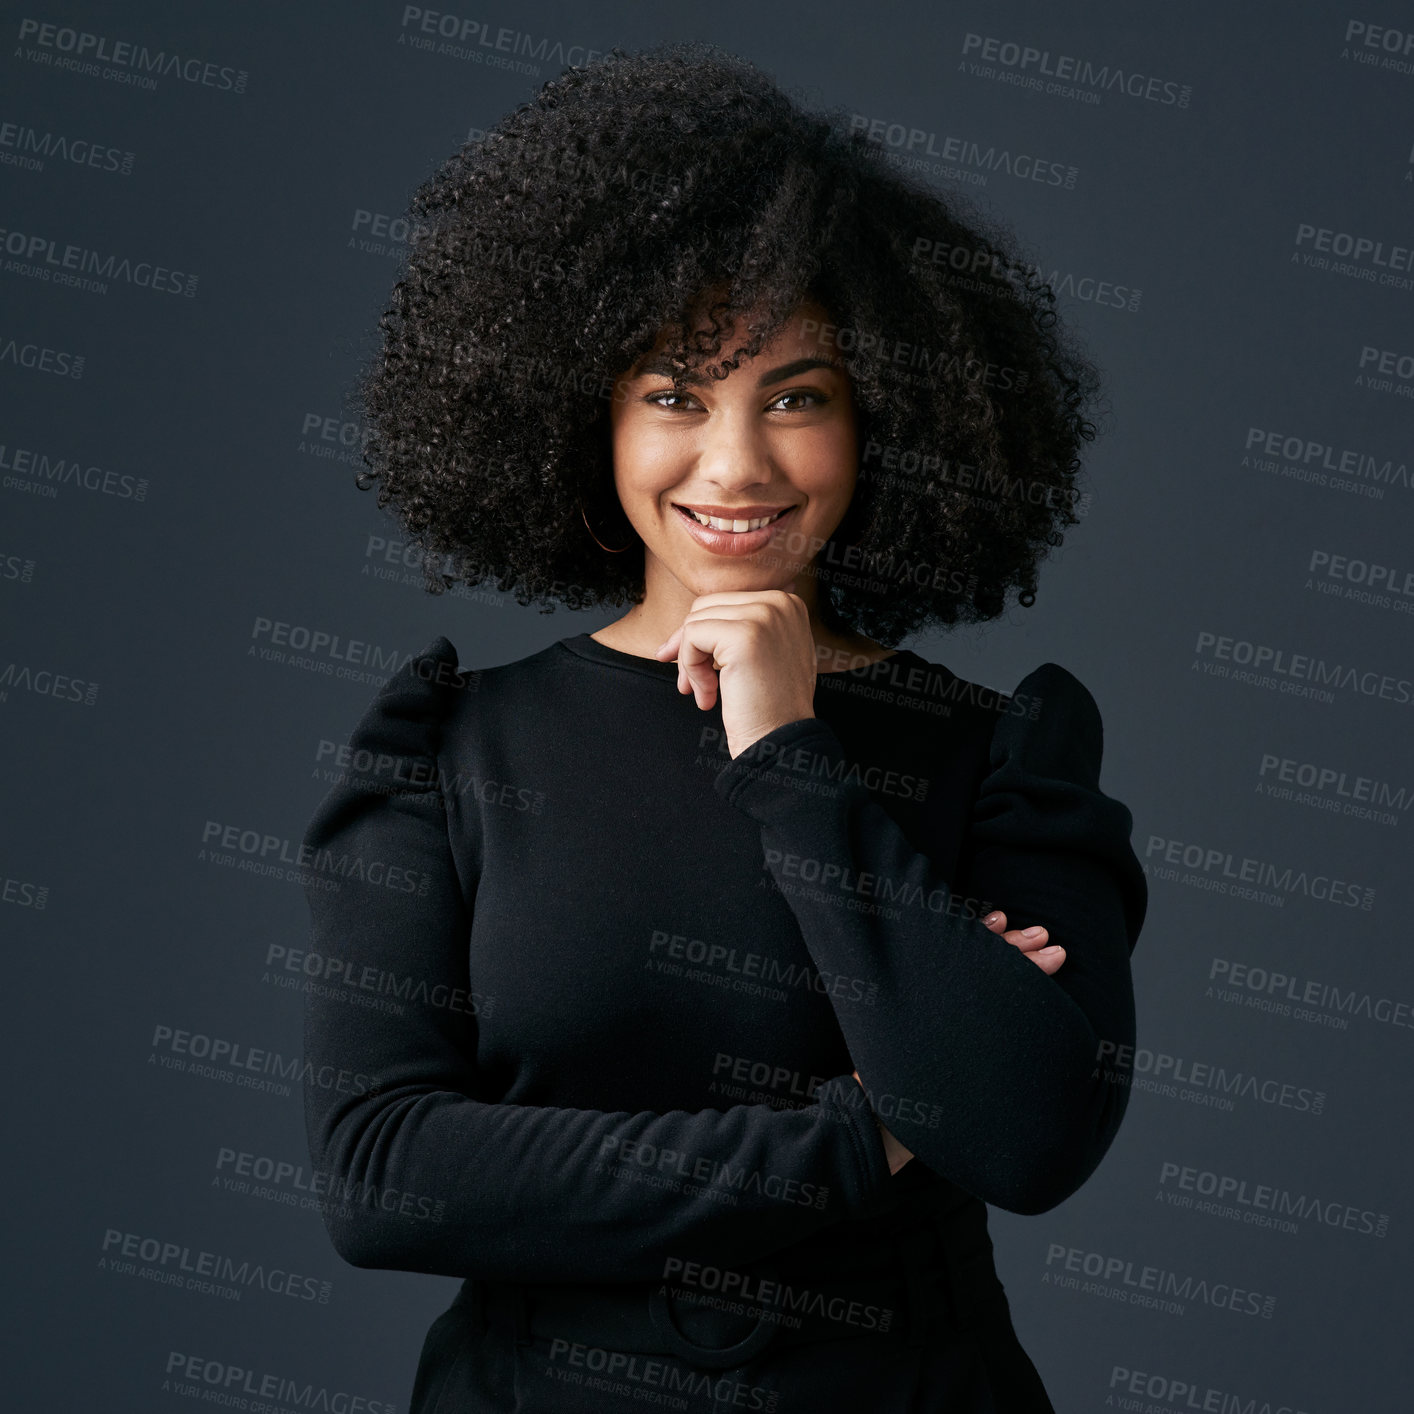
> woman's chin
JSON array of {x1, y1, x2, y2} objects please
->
[{"x1": 683, "y1": 569, "x2": 801, "y2": 598}]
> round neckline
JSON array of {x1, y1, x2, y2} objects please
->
[{"x1": 559, "y1": 632, "x2": 915, "y2": 681}]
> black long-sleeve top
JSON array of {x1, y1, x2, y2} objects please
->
[{"x1": 299, "y1": 631, "x2": 1147, "y2": 1288}]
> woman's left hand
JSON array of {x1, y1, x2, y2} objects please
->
[{"x1": 653, "y1": 588, "x2": 818, "y2": 757}]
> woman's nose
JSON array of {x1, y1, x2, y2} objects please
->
[{"x1": 694, "y1": 412, "x2": 773, "y2": 487}]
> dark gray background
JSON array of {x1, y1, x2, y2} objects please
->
[{"x1": 3, "y1": 1, "x2": 1411, "y2": 1409}]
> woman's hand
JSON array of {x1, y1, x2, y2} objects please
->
[
  {"x1": 855, "y1": 913, "x2": 1063, "y2": 1174},
  {"x1": 653, "y1": 588, "x2": 817, "y2": 758},
  {"x1": 981, "y1": 909, "x2": 1065, "y2": 974}
]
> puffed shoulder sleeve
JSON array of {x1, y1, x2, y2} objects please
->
[
  {"x1": 299, "y1": 638, "x2": 892, "y2": 1285},
  {"x1": 306, "y1": 633, "x2": 465, "y2": 815},
  {"x1": 962, "y1": 661, "x2": 1148, "y2": 952}
]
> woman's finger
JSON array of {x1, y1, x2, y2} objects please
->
[
  {"x1": 982, "y1": 910, "x2": 1065, "y2": 972},
  {"x1": 1008, "y1": 927, "x2": 1050, "y2": 951},
  {"x1": 656, "y1": 619, "x2": 724, "y2": 709},
  {"x1": 984, "y1": 910, "x2": 1049, "y2": 947},
  {"x1": 657, "y1": 625, "x2": 709, "y2": 705},
  {"x1": 678, "y1": 626, "x2": 724, "y2": 709}
]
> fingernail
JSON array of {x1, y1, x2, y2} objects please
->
[
  {"x1": 1021, "y1": 926, "x2": 1046, "y2": 938},
  {"x1": 1040, "y1": 945, "x2": 1063, "y2": 955},
  {"x1": 983, "y1": 912, "x2": 1003, "y2": 925}
]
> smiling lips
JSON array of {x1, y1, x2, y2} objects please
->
[
  {"x1": 675, "y1": 503, "x2": 795, "y2": 532},
  {"x1": 671, "y1": 502, "x2": 798, "y2": 557}
]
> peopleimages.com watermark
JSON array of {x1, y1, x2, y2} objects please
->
[
  {"x1": 658, "y1": 1255, "x2": 895, "y2": 1335},
  {"x1": 99, "y1": 1228, "x2": 331, "y2": 1305},
  {"x1": 1156, "y1": 1159, "x2": 1388, "y2": 1240},
  {"x1": 1105, "y1": 1363, "x2": 1311, "y2": 1414},
  {"x1": 1042, "y1": 1242, "x2": 1275, "y2": 1320},
  {"x1": 214, "y1": 1145, "x2": 447, "y2": 1223},
  {"x1": 1095, "y1": 1038, "x2": 1325, "y2": 1116},
  {"x1": 14, "y1": 17, "x2": 249, "y2": 93},
  {"x1": 1208, "y1": 956, "x2": 1414, "y2": 1035},
  {"x1": 161, "y1": 1351, "x2": 392, "y2": 1413},
  {"x1": 543, "y1": 1335, "x2": 780, "y2": 1412},
  {"x1": 594, "y1": 1132, "x2": 831, "y2": 1212}
]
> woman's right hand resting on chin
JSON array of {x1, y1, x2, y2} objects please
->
[{"x1": 855, "y1": 910, "x2": 1064, "y2": 1176}]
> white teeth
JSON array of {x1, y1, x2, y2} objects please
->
[{"x1": 684, "y1": 508, "x2": 787, "y2": 532}]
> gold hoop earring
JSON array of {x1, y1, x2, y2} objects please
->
[{"x1": 578, "y1": 494, "x2": 635, "y2": 553}]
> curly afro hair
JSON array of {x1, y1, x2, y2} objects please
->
[{"x1": 350, "y1": 39, "x2": 1107, "y2": 645}]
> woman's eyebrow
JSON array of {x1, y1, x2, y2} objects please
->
[
  {"x1": 632, "y1": 354, "x2": 843, "y2": 387},
  {"x1": 754, "y1": 356, "x2": 842, "y2": 386}
]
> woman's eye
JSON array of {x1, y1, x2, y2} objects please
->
[
  {"x1": 769, "y1": 390, "x2": 826, "y2": 411},
  {"x1": 644, "y1": 388, "x2": 827, "y2": 411},
  {"x1": 647, "y1": 391, "x2": 696, "y2": 410}
]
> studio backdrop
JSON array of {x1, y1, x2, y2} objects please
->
[{"x1": 4, "y1": 2, "x2": 1411, "y2": 1410}]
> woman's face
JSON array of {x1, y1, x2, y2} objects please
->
[{"x1": 607, "y1": 301, "x2": 859, "y2": 603}]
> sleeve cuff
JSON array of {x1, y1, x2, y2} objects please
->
[
  {"x1": 713, "y1": 716, "x2": 850, "y2": 811},
  {"x1": 813, "y1": 1071, "x2": 894, "y2": 1209}
]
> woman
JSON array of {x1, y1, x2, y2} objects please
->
[{"x1": 300, "y1": 40, "x2": 1148, "y2": 1414}]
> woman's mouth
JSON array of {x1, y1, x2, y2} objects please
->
[{"x1": 671, "y1": 503, "x2": 797, "y2": 557}]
